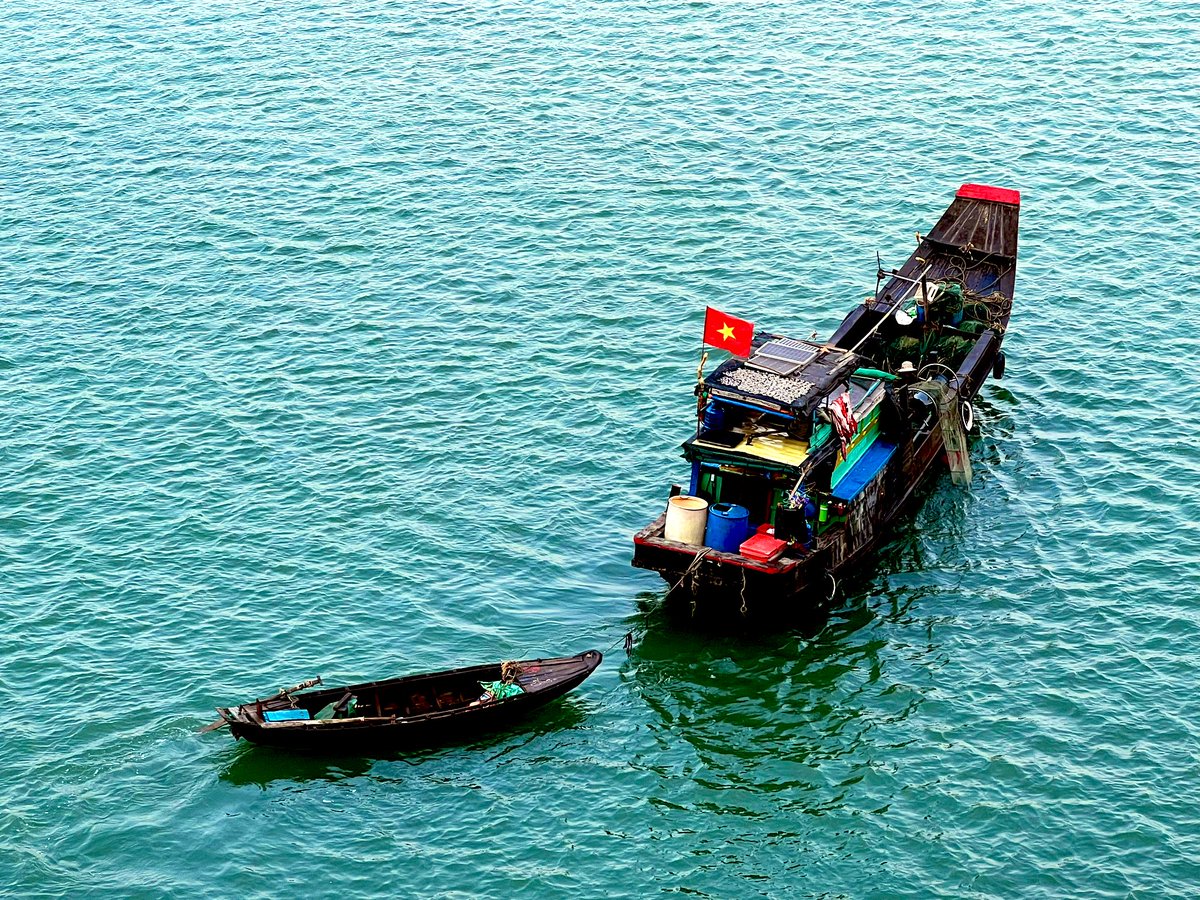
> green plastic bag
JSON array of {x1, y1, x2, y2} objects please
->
[{"x1": 479, "y1": 681, "x2": 524, "y2": 701}]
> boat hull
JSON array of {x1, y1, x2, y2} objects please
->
[
  {"x1": 631, "y1": 182, "x2": 1016, "y2": 622},
  {"x1": 218, "y1": 651, "x2": 602, "y2": 753}
]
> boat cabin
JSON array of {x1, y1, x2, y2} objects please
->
[{"x1": 683, "y1": 336, "x2": 901, "y2": 550}]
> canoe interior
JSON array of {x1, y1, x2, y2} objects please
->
[{"x1": 290, "y1": 664, "x2": 513, "y2": 720}]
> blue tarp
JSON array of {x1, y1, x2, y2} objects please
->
[{"x1": 832, "y1": 440, "x2": 897, "y2": 502}]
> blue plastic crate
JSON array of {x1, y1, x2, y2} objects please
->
[{"x1": 263, "y1": 708, "x2": 310, "y2": 723}]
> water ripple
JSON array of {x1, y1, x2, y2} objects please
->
[{"x1": 3, "y1": 0, "x2": 1200, "y2": 895}]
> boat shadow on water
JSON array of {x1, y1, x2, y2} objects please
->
[{"x1": 217, "y1": 700, "x2": 594, "y2": 787}]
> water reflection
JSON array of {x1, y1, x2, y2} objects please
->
[
  {"x1": 219, "y1": 746, "x2": 373, "y2": 788},
  {"x1": 622, "y1": 583, "x2": 930, "y2": 823}
]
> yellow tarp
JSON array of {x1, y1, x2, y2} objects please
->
[{"x1": 693, "y1": 433, "x2": 811, "y2": 467}]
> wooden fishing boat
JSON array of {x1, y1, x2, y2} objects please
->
[
  {"x1": 632, "y1": 184, "x2": 1020, "y2": 619},
  {"x1": 203, "y1": 650, "x2": 602, "y2": 752}
]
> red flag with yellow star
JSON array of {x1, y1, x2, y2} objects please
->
[{"x1": 703, "y1": 306, "x2": 754, "y2": 357}]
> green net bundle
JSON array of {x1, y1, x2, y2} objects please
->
[
  {"x1": 936, "y1": 335, "x2": 974, "y2": 363},
  {"x1": 930, "y1": 282, "x2": 964, "y2": 322},
  {"x1": 887, "y1": 335, "x2": 921, "y2": 366}
]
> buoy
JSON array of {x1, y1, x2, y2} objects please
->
[
  {"x1": 993, "y1": 351, "x2": 1006, "y2": 379},
  {"x1": 960, "y1": 400, "x2": 974, "y2": 433}
]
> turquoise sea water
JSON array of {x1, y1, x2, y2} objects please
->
[{"x1": 3, "y1": 0, "x2": 1200, "y2": 895}]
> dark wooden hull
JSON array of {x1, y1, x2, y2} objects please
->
[
  {"x1": 217, "y1": 651, "x2": 602, "y2": 753},
  {"x1": 632, "y1": 186, "x2": 1018, "y2": 620}
]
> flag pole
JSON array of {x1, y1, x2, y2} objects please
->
[{"x1": 695, "y1": 350, "x2": 709, "y2": 436}]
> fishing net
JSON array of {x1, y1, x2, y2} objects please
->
[
  {"x1": 913, "y1": 379, "x2": 973, "y2": 486},
  {"x1": 930, "y1": 281, "x2": 964, "y2": 322},
  {"x1": 887, "y1": 336, "x2": 921, "y2": 367},
  {"x1": 936, "y1": 335, "x2": 974, "y2": 363}
]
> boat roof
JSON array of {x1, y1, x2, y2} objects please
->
[{"x1": 704, "y1": 333, "x2": 864, "y2": 416}]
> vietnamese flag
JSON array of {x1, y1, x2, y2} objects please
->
[{"x1": 703, "y1": 306, "x2": 754, "y2": 357}]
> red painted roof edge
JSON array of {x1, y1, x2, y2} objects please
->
[{"x1": 957, "y1": 183, "x2": 1021, "y2": 205}]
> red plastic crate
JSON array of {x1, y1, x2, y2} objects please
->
[{"x1": 739, "y1": 533, "x2": 788, "y2": 562}]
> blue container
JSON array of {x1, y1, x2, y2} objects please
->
[
  {"x1": 705, "y1": 503, "x2": 751, "y2": 553},
  {"x1": 701, "y1": 402, "x2": 726, "y2": 432},
  {"x1": 263, "y1": 709, "x2": 311, "y2": 722}
]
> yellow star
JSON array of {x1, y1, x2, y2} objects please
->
[{"x1": 718, "y1": 323, "x2": 736, "y2": 342}]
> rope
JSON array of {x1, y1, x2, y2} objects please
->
[
  {"x1": 600, "y1": 548, "x2": 713, "y2": 654},
  {"x1": 673, "y1": 547, "x2": 712, "y2": 619},
  {"x1": 936, "y1": 258, "x2": 1014, "y2": 335},
  {"x1": 669, "y1": 547, "x2": 712, "y2": 595}
]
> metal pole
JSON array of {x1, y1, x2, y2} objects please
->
[{"x1": 847, "y1": 263, "x2": 932, "y2": 356}]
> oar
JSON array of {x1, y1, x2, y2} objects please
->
[
  {"x1": 197, "y1": 677, "x2": 322, "y2": 733},
  {"x1": 197, "y1": 715, "x2": 233, "y2": 734}
]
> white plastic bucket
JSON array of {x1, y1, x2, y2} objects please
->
[{"x1": 664, "y1": 495, "x2": 709, "y2": 545}]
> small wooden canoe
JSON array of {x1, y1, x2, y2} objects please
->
[{"x1": 205, "y1": 650, "x2": 603, "y2": 752}]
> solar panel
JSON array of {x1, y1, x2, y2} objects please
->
[
  {"x1": 758, "y1": 339, "x2": 819, "y2": 363},
  {"x1": 746, "y1": 340, "x2": 818, "y2": 376},
  {"x1": 746, "y1": 355, "x2": 804, "y2": 377}
]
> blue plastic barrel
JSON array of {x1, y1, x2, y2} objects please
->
[
  {"x1": 701, "y1": 402, "x2": 726, "y2": 432},
  {"x1": 705, "y1": 503, "x2": 751, "y2": 553}
]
